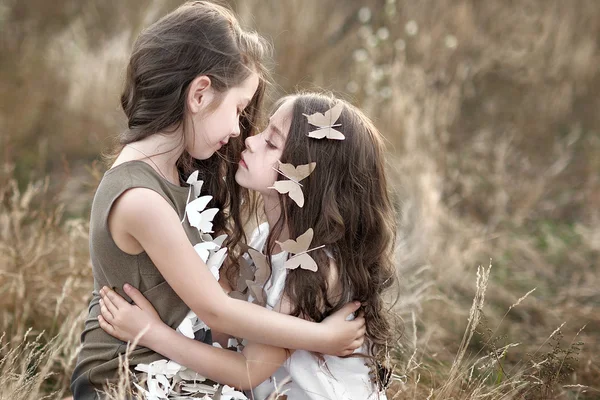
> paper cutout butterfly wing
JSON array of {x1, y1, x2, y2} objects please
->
[
  {"x1": 277, "y1": 228, "x2": 314, "y2": 254},
  {"x1": 284, "y1": 252, "x2": 318, "y2": 272},
  {"x1": 237, "y1": 256, "x2": 255, "y2": 292},
  {"x1": 308, "y1": 126, "x2": 345, "y2": 140},
  {"x1": 276, "y1": 229, "x2": 320, "y2": 272},
  {"x1": 278, "y1": 162, "x2": 316, "y2": 182},
  {"x1": 269, "y1": 162, "x2": 316, "y2": 208},
  {"x1": 186, "y1": 170, "x2": 203, "y2": 198},
  {"x1": 304, "y1": 103, "x2": 344, "y2": 127},
  {"x1": 193, "y1": 241, "x2": 220, "y2": 263},
  {"x1": 246, "y1": 280, "x2": 267, "y2": 307},
  {"x1": 185, "y1": 196, "x2": 219, "y2": 233},
  {"x1": 304, "y1": 103, "x2": 345, "y2": 140},
  {"x1": 228, "y1": 290, "x2": 247, "y2": 301},
  {"x1": 207, "y1": 247, "x2": 228, "y2": 280},
  {"x1": 270, "y1": 181, "x2": 305, "y2": 208},
  {"x1": 248, "y1": 248, "x2": 270, "y2": 286}
]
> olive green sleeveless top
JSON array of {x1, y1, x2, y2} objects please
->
[{"x1": 71, "y1": 160, "x2": 210, "y2": 399}]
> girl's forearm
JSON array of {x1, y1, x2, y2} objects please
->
[
  {"x1": 202, "y1": 296, "x2": 329, "y2": 353},
  {"x1": 146, "y1": 324, "x2": 264, "y2": 390}
]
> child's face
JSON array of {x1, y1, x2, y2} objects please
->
[
  {"x1": 235, "y1": 98, "x2": 294, "y2": 195},
  {"x1": 187, "y1": 73, "x2": 259, "y2": 160}
]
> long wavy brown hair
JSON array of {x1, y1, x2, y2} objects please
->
[
  {"x1": 112, "y1": 1, "x2": 271, "y2": 247},
  {"x1": 265, "y1": 92, "x2": 399, "y2": 368}
]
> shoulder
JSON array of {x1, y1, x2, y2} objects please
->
[
  {"x1": 109, "y1": 186, "x2": 193, "y2": 252},
  {"x1": 113, "y1": 187, "x2": 177, "y2": 221},
  {"x1": 105, "y1": 160, "x2": 169, "y2": 188}
]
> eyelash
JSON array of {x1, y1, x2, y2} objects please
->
[{"x1": 265, "y1": 138, "x2": 277, "y2": 149}]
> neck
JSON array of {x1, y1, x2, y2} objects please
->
[
  {"x1": 122, "y1": 130, "x2": 185, "y2": 185},
  {"x1": 262, "y1": 194, "x2": 290, "y2": 247}
]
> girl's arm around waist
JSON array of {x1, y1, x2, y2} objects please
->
[
  {"x1": 109, "y1": 187, "x2": 364, "y2": 355},
  {"x1": 98, "y1": 283, "x2": 293, "y2": 389}
]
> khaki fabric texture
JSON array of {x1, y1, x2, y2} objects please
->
[{"x1": 71, "y1": 161, "x2": 209, "y2": 399}]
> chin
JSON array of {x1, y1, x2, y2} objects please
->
[
  {"x1": 234, "y1": 170, "x2": 243, "y2": 185},
  {"x1": 189, "y1": 149, "x2": 215, "y2": 160}
]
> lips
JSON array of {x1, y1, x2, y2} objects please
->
[{"x1": 239, "y1": 155, "x2": 248, "y2": 169}]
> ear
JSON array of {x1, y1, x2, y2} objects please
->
[{"x1": 187, "y1": 75, "x2": 213, "y2": 114}]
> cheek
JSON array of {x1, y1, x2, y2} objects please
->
[{"x1": 253, "y1": 158, "x2": 279, "y2": 190}]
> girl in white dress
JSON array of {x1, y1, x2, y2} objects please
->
[{"x1": 98, "y1": 92, "x2": 398, "y2": 399}]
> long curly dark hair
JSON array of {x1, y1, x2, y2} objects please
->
[{"x1": 265, "y1": 92, "x2": 400, "y2": 366}]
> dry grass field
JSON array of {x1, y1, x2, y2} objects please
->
[{"x1": 1, "y1": 0, "x2": 599, "y2": 398}]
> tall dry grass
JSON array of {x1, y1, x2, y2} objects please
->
[{"x1": 1, "y1": 0, "x2": 599, "y2": 398}]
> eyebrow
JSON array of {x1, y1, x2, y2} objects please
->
[{"x1": 269, "y1": 121, "x2": 284, "y2": 139}]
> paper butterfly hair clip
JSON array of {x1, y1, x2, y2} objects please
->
[
  {"x1": 304, "y1": 102, "x2": 345, "y2": 140},
  {"x1": 276, "y1": 228, "x2": 324, "y2": 272},
  {"x1": 269, "y1": 161, "x2": 316, "y2": 208}
]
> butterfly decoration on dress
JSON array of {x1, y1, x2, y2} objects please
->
[
  {"x1": 133, "y1": 358, "x2": 246, "y2": 400},
  {"x1": 246, "y1": 279, "x2": 267, "y2": 307},
  {"x1": 185, "y1": 195, "x2": 219, "y2": 234},
  {"x1": 194, "y1": 234, "x2": 227, "y2": 262},
  {"x1": 247, "y1": 248, "x2": 270, "y2": 286},
  {"x1": 181, "y1": 170, "x2": 203, "y2": 223},
  {"x1": 304, "y1": 102, "x2": 345, "y2": 140},
  {"x1": 276, "y1": 228, "x2": 324, "y2": 272},
  {"x1": 182, "y1": 171, "x2": 219, "y2": 234},
  {"x1": 231, "y1": 256, "x2": 254, "y2": 293},
  {"x1": 194, "y1": 233, "x2": 228, "y2": 280},
  {"x1": 186, "y1": 170, "x2": 204, "y2": 198},
  {"x1": 226, "y1": 244, "x2": 269, "y2": 306},
  {"x1": 269, "y1": 161, "x2": 316, "y2": 208}
]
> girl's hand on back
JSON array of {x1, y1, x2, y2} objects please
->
[
  {"x1": 321, "y1": 302, "x2": 366, "y2": 356},
  {"x1": 97, "y1": 284, "x2": 163, "y2": 348},
  {"x1": 98, "y1": 282, "x2": 366, "y2": 356}
]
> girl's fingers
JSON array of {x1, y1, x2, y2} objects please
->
[
  {"x1": 356, "y1": 324, "x2": 366, "y2": 339},
  {"x1": 99, "y1": 299, "x2": 114, "y2": 322},
  {"x1": 354, "y1": 314, "x2": 366, "y2": 328},
  {"x1": 344, "y1": 337, "x2": 365, "y2": 354},
  {"x1": 102, "y1": 286, "x2": 130, "y2": 310},
  {"x1": 123, "y1": 283, "x2": 153, "y2": 311},
  {"x1": 101, "y1": 292, "x2": 119, "y2": 317},
  {"x1": 98, "y1": 315, "x2": 115, "y2": 335},
  {"x1": 339, "y1": 301, "x2": 361, "y2": 318},
  {"x1": 354, "y1": 336, "x2": 365, "y2": 348}
]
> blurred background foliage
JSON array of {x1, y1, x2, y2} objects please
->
[{"x1": 1, "y1": 0, "x2": 599, "y2": 398}]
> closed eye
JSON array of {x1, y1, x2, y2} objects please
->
[{"x1": 265, "y1": 139, "x2": 277, "y2": 149}]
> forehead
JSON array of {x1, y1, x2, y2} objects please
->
[
  {"x1": 269, "y1": 98, "x2": 295, "y2": 134},
  {"x1": 233, "y1": 72, "x2": 259, "y2": 100}
]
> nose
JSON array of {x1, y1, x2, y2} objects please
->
[
  {"x1": 232, "y1": 121, "x2": 241, "y2": 138},
  {"x1": 244, "y1": 135, "x2": 254, "y2": 151}
]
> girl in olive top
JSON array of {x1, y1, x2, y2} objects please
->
[{"x1": 71, "y1": 2, "x2": 365, "y2": 399}]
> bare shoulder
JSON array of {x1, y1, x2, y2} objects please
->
[
  {"x1": 109, "y1": 187, "x2": 181, "y2": 254},
  {"x1": 112, "y1": 187, "x2": 175, "y2": 221}
]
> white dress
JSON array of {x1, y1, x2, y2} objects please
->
[{"x1": 246, "y1": 223, "x2": 387, "y2": 400}]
